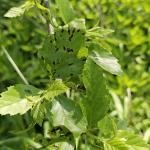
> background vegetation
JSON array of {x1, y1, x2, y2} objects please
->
[{"x1": 0, "y1": 0, "x2": 149, "y2": 149}]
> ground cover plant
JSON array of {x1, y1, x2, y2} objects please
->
[{"x1": 0, "y1": 0, "x2": 149, "y2": 149}]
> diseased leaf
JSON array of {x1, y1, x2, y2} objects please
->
[
  {"x1": 103, "y1": 130, "x2": 150, "y2": 150},
  {"x1": 56, "y1": 0, "x2": 76, "y2": 23},
  {"x1": 82, "y1": 58, "x2": 110, "y2": 128},
  {"x1": 50, "y1": 96, "x2": 87, "y2": 137},
  {"x1": 44, "y1": 79, "x2": 69, "y2": 100},
  {"x1": 0, "y1": 84, "x2": 40, "y2": 115},
  {"x1": 38, "y1": 20, "x2": 86, "y2": 80},
  {"x1": 4, "y1": 1, "x2": 34, "y2": 18},
  {"x1": 90, "y1": 50, "x2": 123, "y2": 75}
]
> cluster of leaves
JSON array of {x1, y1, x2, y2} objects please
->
[
  {"x1": 0, "y1": 0, "x2": 149, "y2": 149},
  {"x1": 71, "y1": 0, "x2": 150, "y2": 142}
]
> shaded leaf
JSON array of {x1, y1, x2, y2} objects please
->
[
  {"x1": 82, "y1": 58, "x2": 110, "y2": 128},
  {"x1": 38, "y1": 20, "x2": 86, "y2": 80}
]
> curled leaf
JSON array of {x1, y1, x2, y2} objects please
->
[{"x1": 90, "y1": 50, "x2": 123, "y2": 75}]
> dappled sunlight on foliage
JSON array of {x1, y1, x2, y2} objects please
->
[{"x1": 0, "y1": 0, "x2": 149, "y2": 149}]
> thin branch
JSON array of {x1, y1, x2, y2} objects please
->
[{"x1": 2, "y1": 46, "x2": 29, "y2": 85}]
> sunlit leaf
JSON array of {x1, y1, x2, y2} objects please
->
[
  {"x1": 4, "y1": 1, "x2": 34, "y2": 18},
  {"x1": 87, "y1": 27, "x2": 114, "y2": 38},
  {"x1": 103, "y1": 130, "x2": 150, "y2": 150},
  {"x1": 90, "y1": 50, "x2": 123, "y2": 75},
  {"x1": 50, "y1": 96, "x2": 87, "y2": 137},
  {"x1": 48, "y1": 141, "x2": 74, "y2": 150},
  {"x1": 44, "y1": 79, "x2": 69, "y2": 100},
  {"x1": 0, "y1": 84, "x2": 40, "y2": 115},
  {"x1": 31, "y1": 102, "x2": 47, "y2": 126}
]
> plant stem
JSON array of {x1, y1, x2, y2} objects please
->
[
  {"x1": 2, "y1": 46, "x2": 29, "y2": 85},
  {"x1": 0, "y1": 137, "x2": 42, "y2": 149}
]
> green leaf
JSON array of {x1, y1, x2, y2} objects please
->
[
  {"x1": 103, "y1": 130, "x2": 150, "y2": 150},
  {"x1": 58, "y1": 142, "x2": 74, "y2": 150},
  {"x1": 0, "y1": 84, "x2": 40, "y2": 115},
  {"x1": 31, "y1": 100, "x2": 54, "y2": 126},
  {"x1": 110, "y1": 91, "x2": 124, "y2": 120},
  {"x1": 38, "y1": 21, "x2": 86, "y2": 80},
  {"x1": 67, "y1": 19, "x2": 86, "y2": 30},
  {"x1": 82, "y1": 58, "x2": 110, "y2": 128},
  {"x1": 44, "y1": 79, "x2": 69, "y2": 100},
  {"x1": 4, "y1": 1, "x2": 34, "y2": 18},
  {"x1": 48, "y1": 141, "x2": 74, "y2": 150},
  {"x1": 90, "y1": 50, "x2": 123, "y2": 75},
  {"x1": 50, "y1": 96, "x2": 87, "y2": 137},
  {"x1": 31, "y1": 79, "x2": 69, "y2": 125},
  {"x1": 31, "y1": 102, "x2": 47, "y2": 126},
  {"x1": 87, "y1": 27, "x2": 114, "y2": 38},
  {"x1": 77, "y1": 47, "x2": 88, "y2": 59},
  {"x1": 56, "y1": 0, "x2": 76, "y2": 23},
  {"x1": 98, "y1": 115, "x2": 116, "y2": 138}
]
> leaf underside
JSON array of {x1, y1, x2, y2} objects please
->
[
  {"x1": 50, "y1": 96, "x2": 87, "y2": 137},
  {"x1": 90, "y1": 50, "x2": 123, "y2": 75}
]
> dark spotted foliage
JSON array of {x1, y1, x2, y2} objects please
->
[{"x1": 38, "y1": 20, "x2": 86, "y2": 81}]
